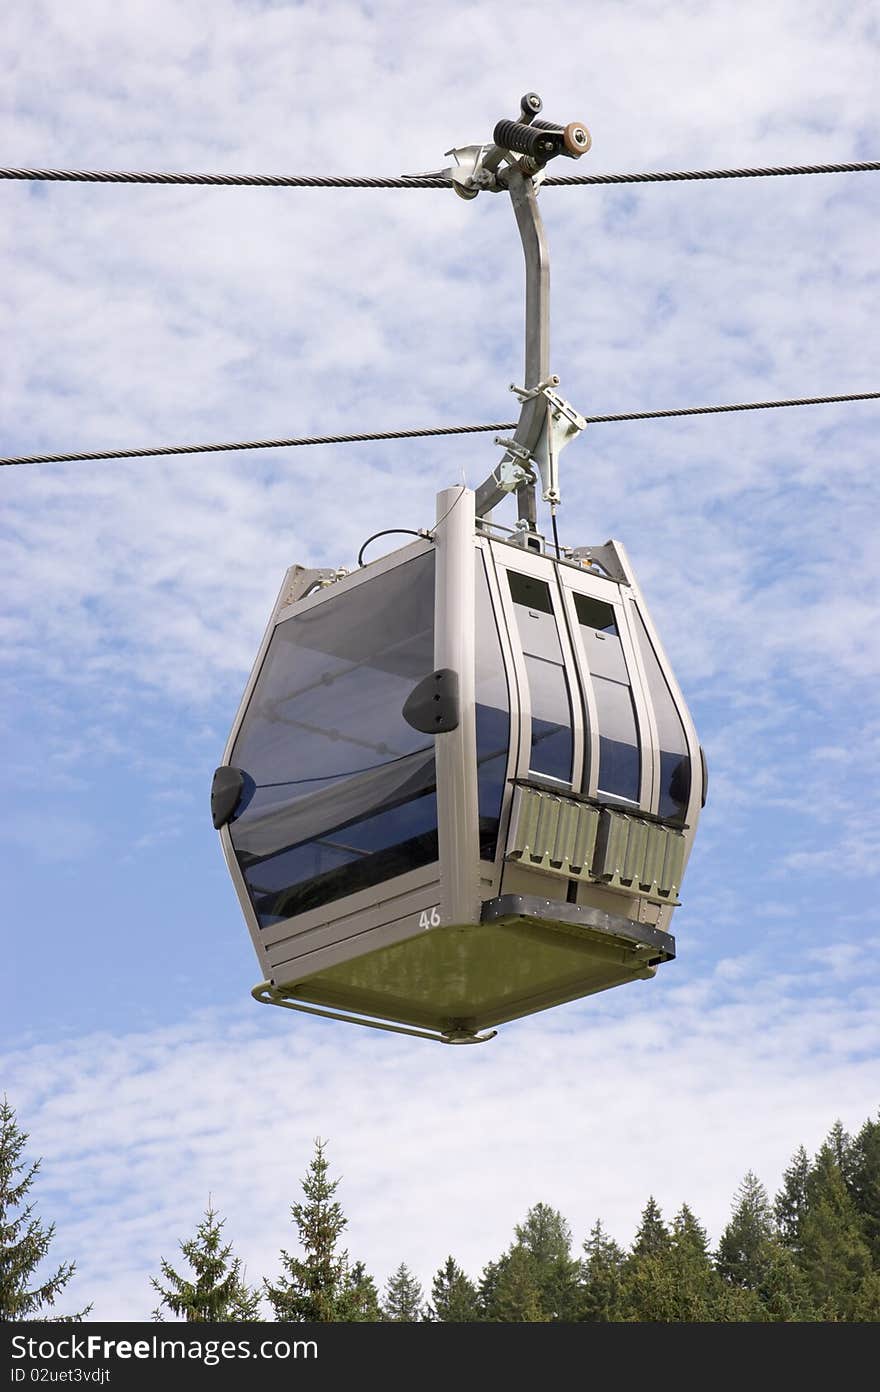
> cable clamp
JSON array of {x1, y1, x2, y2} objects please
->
[
  {"x1": 508, "y1": 381, "x2": 587, "y2": 505},
  {"x1": 404, "y1": 145, "x2": 500, "y2": 200},
  {"x1": 492, "y1": 436, "x2": 536, "y2": 493}
]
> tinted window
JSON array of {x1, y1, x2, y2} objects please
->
[
  {"x1": 573, "y1": 594, "x2": 617, "y2": 634},
  {"x1": 631, "y1": 608, "x2": 690, "y2": 820},
  {"x1": 508, "y1": 571, "x2": 555, "y2": 613},
  {"x1": 475, "y1": 555, "x2": 510, "y2": 861},
  {"x1": 229, "y1": 552, "x2": 438, "y2": 926},
  {"x1": 575, "y1": 591, "x2": 640, "y2": 804},
  {"x1": 508, "y1": 573, "x2": 573, "y2": 783}
]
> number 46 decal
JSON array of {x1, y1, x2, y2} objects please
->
[{"x1": 419, "y1": 906, "x2": 441, "y2": 930}]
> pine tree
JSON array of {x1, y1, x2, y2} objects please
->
[
  {"x1": 670, "y1": 1204, "x2": 731, "y2": 1321},
  {"x1": 851, "y1": 1268, "x2": 880, "y2": 1321},
  {"x1": 578, "y1": 1219, "x2": 626, "y2": 1322},
  {"x1": 265, "y1": 1137, "x2": 377, "y2": 1322},
  {"x1": 428, "y1": 1256, "x2": 480, "y2": 1322},
  {"x1": 513, "y1": 1202, "x2": 580, "y2": 1320},
  {"x1": 0, "y1": 1096, "x2": 91, "y2": 1321},
  {"x1": 717, "y1": 1172, "x2": 774, "y2": 1290},
  {"x1": 826, "y1": 1121, "x2": 854, "y2": 1181},
  {"x1": 631, "y1": 1196, "x2": 671, "y2": 1258},
  {"x1": 382, "y1": 1262, "x2": 424, "y2": 1321},
  {"x1": 151, "y1": 1201, "x2": 260, "y2": 1321},
  {"x1": 775, "y1": 1145, "x2": 810, "y2": 1250},
  {"x1": 622, "y1": 1201, "x2": 742, "y2": 1321},
  {"x1": 716, "y1": 1171, "x2": 813, "y2": 1320},
  {"x1": 480, "y1": 1247, "x2": 544, "y2": 1322},
  {"x1": 847, "y1": 1112, "x2": 880, "y2": 1266},
  {"x1": 797, "y1": 1142, "x2": 876, "y2": 1320},
  {"x1": 344, "y1": 1261, "x2": 381, "y2": 1322},
  {"x1": 753, "y1": 1245, "x2": 816, "y2": 1322}
]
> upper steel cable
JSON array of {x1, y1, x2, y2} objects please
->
[
  {"x1": 543, "y1": 159, "x2": 880, "y2": 186},
  {"x1": 1, "y1": 160, "x2": 879, "y2": 188},
  {"x1": 2, "y1": 393, "x2": 877, "y2": 469}
]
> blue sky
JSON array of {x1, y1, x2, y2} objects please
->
[{"x1": 2, "y1": 0, "x2": 879, "y2": 1319}]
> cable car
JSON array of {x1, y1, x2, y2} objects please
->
[{"x1": 212, "y1": 95, "x2": 706, "y2": 1042}]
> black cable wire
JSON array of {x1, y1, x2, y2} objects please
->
[
  {"x1": 2, "y1": 159, "x2": 879, "y2": 188},
  {"x1": 543, "y1": 159, "x2": 880, "y2": 186},
  {"x1": 0, "y1": 168, "x2": 448, "y2": 188},
  {"x1": 357, "y1": 528, "x2": 428, "y2": 567},
  {"x1": 0, "y1": 423, "x2": 515, "y2": 468},
  {"x1": 551, "y1": 510, "x2": 561, "y2": 560},
  {"x1": 3, "y1": 392, "x2": 877, "y2": 470},
  {"x1": 583, "y1": 390, "x2": 880, "y2": 424}
]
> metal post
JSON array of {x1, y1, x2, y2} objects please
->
[
  {"x1": 474, "y1": 166, "x2": 551, "y2": 520},
  {"x1": 433, "y1": 486, "x2": 480, "y2": 927}
]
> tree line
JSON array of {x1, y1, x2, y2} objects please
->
[{"x1": 1, "y1": 1095, "x2": 878, "y2": 1322}]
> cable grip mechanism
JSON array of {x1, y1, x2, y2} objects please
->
[
  {"x1": 448, "y1": 92, "x2": 592, "y2": 523},
  {"x1": 491, "y1": 381, "x2": 587, "y2": 507},
  {"x1": 411, "y1": 91, "x2": 590, "y2": 202},
  {"x1": 510, "y1": 382, "x2": 588, "y2": 506},
  {"x1": 492, "y1": 436, "x2": 537, "y2": 494}
]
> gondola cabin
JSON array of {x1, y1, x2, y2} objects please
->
[{"x1": 213, "y1": 487, "x2": 705, "y2": 1042}]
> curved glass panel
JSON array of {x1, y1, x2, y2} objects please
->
[
  {"x1": 574, "y1": 592, "x2": 640, "y2": 805},
  {"x1": 229, "y1": 552, "x2": 438, "y2": 926},
  {"x1": 475, "y1": 554, "x2": 510, "y2": 861},
  {"x1": 631, "y1": 608, "x2": 691, "y2": 820},
  {"x1": 507, "y1": 572, "x2": 573, "y2": 784}
]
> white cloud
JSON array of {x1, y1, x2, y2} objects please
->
[
  {"x1": 2, "y1": 0, "x2": 878, "y2": 1324},
  {"x1": 3, "y1": 945, "x2": 877, "y2": 1320}
]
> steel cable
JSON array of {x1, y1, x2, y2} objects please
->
[
  {"x1": 1, "y1": 159, "x2": 879, "y2": 189},
  {"x1": 3, "y1": 394, "x2": 877, "y2": 469}
]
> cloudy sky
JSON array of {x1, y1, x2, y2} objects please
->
[{"x1": 2, "y1": 0, "x2": 879, "y2": 1320}]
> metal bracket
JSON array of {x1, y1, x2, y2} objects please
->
[
  {"x1": 281, "y1": 565, "x2": 349, "y2": 608},
  {"x1": 491, "y1": 436, "x2": 536, "y2": 494},
  {"x1": 569, "y1": 542, "x2": 631, "y2": 584},
  {"x1": 507, "y1": 381, "x2": 587, "y2": 506},
  {"x1": 509, "y1": 519, "x2": 545, "y2": 552},
  {"x1": 443, "y1": 144, "x2": 496, "y2": 200}
]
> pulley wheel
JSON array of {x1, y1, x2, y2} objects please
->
[{"x1": 563, "y1": 122, "x2": 592, "y2": 156}]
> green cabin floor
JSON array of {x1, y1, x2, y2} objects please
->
[{"x1": 274, "y1": 915, "x2": 658, "y2": 1034}]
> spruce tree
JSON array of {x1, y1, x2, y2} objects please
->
[
  {"x1": 513, "y1": 1202, "x2": 580, "y2": 1319},
  {"x1": 775, "y1": 1145, "x2": 810, "y2": 1250},
  {"x1": 631, "y1": 1196, "x2": 671, "y2": 1258},
  {"x1": 847, "y1": 1112, "x2": 880, "y2": 1265},
  {"x1": 382, "y1": 1262, "x2": 424, "y2": 1321},
  {"x1": 344, "y1": 1261, "x2": 382, "y2": 1322},
  {"x1": 622, "y1": 1201, "x2": 744, "y2": 1321},
  {"x1": 717, "y1": 1172, "x2": 774, "y2": 1290},
  {"x1": 265, "y1": 1137, "x2": 377, "y2": 1322},
  {"x1": 826, "y1": 1121, "x2": 854, "y2": 1180},
  {"x1": 797, "y1": 1142, "x2": 877, "y2": 1320},
  {"x1": 428, "y1": 1256, "x2": 480, "y2": 1321},
  {"x1": 578, "y1": 1219, "x2": 626, "y2": 1322},
  {"x1": 151, "y1": 1201, "x2": 260, "y2": 1321},
  {"x1": 716, "y1": 1171, "x2": 813, "y2": 1320},
  {"x1": 0, "y1": 1097, "x2": 91, "y2": 1321},
  {"x1": 669, "y1": 1204, "x2": 733, "y2": 1321},
  {"x1": 480, "y1": 1247, "x2": 543, "y2": 1322}
]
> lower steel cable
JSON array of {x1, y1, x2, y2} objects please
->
[{"x1": 2, "y1": 393, "x2": 878, "y2": 468}]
